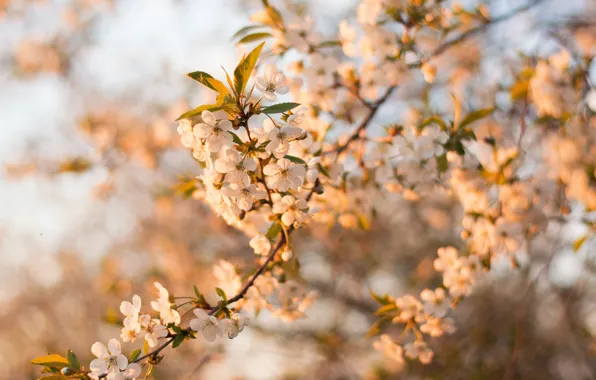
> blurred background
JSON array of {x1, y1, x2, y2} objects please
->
[{"x1": 1, "y1": 0, "x2": 596, "y2": 379}]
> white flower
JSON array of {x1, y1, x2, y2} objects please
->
[
  {"x1": 285, "y1": 18, "x2": 321, "y2": 53},
  {"x1": 305, "y1": 54, "x2": 338, "y2": 88},
  {"x1": 255, "y1": 64, "x2": 289, "y2": 101},
  {"x1": 219, "y1": 313, "x2": 249, "y2": 339},
  {"x1": 264, "y1": 158, "x2": 306, "y2": 191},
  {"x1": 190, "y1": 309, "x2": 220, "y2": 342},
  {"x1": 249, "y1": 234, "x2": 271, "y2": 256},
  {"x1": 150, "y1": 282, "x2": 181, "y2": 326},
  {"x1": 266, "y1": 125, "x2": 304, "y2": 158},
  {"x1": 586, "y1": 88, "x2": 596, "y2": 112},
  {"x1": 139, "y1": 314, "x2": 169, "y2": 348},
  {"x1": 287, "y1": 105, "x2": 309, "y2": 129},
  {"x1": 193, "y1": 110, "x2": 233, "y2": 152},
  {"x1": 420, "y1": 288, "x2": 450, "y2": 317},
  {"x1": 404, "y1": 340, "x2": 434, "y2": 364},
  {"x1": 272, "y1": 195, "x2": 309, "y2": 226},
  {"x1": 338, "y1": 21, "x2": 357, "y2": 57},
  {"x1": 214, "y1": 148, "x2": 257, "y2": 184},
  {"x1": 177, "y1": 119, "x2": 196, "y2": 149},
  {"x1": 420, "y1": 316, "x2": 456, "y2": 337},
  {"x1": 89, "y1": 339, "x2": 127, "y2": 379},
  {"x1": 373, "y1": 334, "x2": 404, "y2": 364},
  {"x1": 306, "y1": 157, "x2": 320, "y2": 183},
  {"x1": 120, "y1": 295, "x2": 141, "y2": 321},
  {"x1": 393, "y1": 295, "x2": 423, "y2": 323},
  {"x1": 222, "y1": 177, "x2": 266, "y2": 211}
]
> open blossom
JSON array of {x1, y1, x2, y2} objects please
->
[
  {"x1": 139, "y1": 315, "x2": 168, "y2": 347},
  {"x1": 120, "y1": 295, "x2": 141, "y2": 329},
  {"x1": 305, "y1": 54, "x2": 338, "y2": 88},
  {"x1": 150, "y1": 282, "x2": 181, "y2": 326},
  {"x1": 177, "y1": 119, "x2": 196, "y2": 148},
  {"x1": 420, "y1": 288, "x2": 450, "y2": 317},
  {"x1": 220, "y1": 313, "x2": 249, "y2": 339},
  {"x1": 214, "y1": 148, "x2": 257, "y2": 184},
  {"x1": 193, "y1": 110, "x2": 233, "y2": 152},
  {"x1": 404, "y1": 340, "x2": 434, "y2": 364},
  {"x1": 338, "y1": 21, "x2": 357, "y2": 57},
  {"x1": 273, "y1": 195, "x2": 309, "y2": 226},
  {"x1": 264, "y1": 158, "x2": 306, "y2": 191},
  {"x1": 249, "y1": 234, "x2": 271, "y2": 256},
  {"x1": 420, "y1": 316, "x2": 456, "y2": 337},
  {"x1": 222, "y1": 177, "x2": 266, "y2": 211},
  {"x1": 256, "y1": 64, "x2": 289, "y2": 101},
  {"x1": 190, "y1": 308, "x2": 220, "y2": 342},
  {"x1": 284, "y1": 18, "x2": 322, "y2": 53},
  {"x1": 266, "y1": 124, "x2": 304, "y2": 158},
  {"x1": 373, "y1": 334, "x2": 404, "y2": 365},
  {"x1": 89, "y1": 339, "x2": 141, "y2": 380},
  {"x1": 394, "y1": 295, "x2": 424, "y2": 323}
]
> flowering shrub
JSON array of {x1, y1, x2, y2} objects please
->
[{"x1": 30, "y1": 0, "x2": 596, "y2": 378}]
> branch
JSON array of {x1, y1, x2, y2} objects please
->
[{"x1": 427, "y1": 0, "x2": 545, "y2": 60}]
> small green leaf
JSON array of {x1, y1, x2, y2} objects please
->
[
  {"x1": 262, "y1": 102, "x2": 301, "y2": 114},
  {"x1": 316, "y1": 163, "x2": 330, "y2": 178},
  {"x1": 129, "y1": 349, "x2": 141, "y2": 362},
  {"x1": 215, "y1": 287, "x2": 228, "y2": 302},
  {"x1": 375, "y1": 303, "x2": 397, "y2": 315},
  {"x1": 146, "y1": 364, "x2": 154, "y2": 377},
  {"x1": 232, "y1": 25, "x2": 264, "y2": 41},
  {"x1": 574, "y1": 235, "x2": 589, "y2": 252},
  {"x1": 283, "y1": 155, "x2": 307, "y2": 164},
  {"x1": 234, "y1": 42, "x2": 265, "y2": 96},
  {"x1": 187, "y1": 71, "x2": 220, "y2": 92},
  {"x1": 193, "y1": 285, "x2": 202, "y2": 299},
  {"x1": 176, "y1": 104, "x2": 221, "y2": 120},
  {"x1": 172, "y1": 334, "x2": 185, "y2": 349},
  {"x1": 265, "y1": 222, "x2": 282, "y2": 240},
  {"x1": 419, "y1": 116, "x2": 447, "y2": 130},
  {"x1": 31, "y1": 355, "x2": 69, "y2": 369},
  {"x1": 66, "y1": 350, "x2": 80, "y2": 371},
  {"x1": 229, "y1": 132, "x2": 244, "y2": 145},
  {"x1": 237, "y1": 32, "x2": 273, "y2": 45},
  {"x1": 436, "y1": 154, "x2": 449, "y2": 172},
  {"x1": 366, "y1": 321, "x2": 382, "y2": 338},
  {"x1": 459, "y1": 107, "x2": 495, "y2": 129}
]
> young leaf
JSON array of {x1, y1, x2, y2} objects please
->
[
  {"x1": 229, "y1": 132, "x2": 244, "y2": 145},
  {"x1": 31, "y1": 355, "x2": 69, "y2": 369},
  {"x1": 232, "y1": 25, "x2": 265, "y2": 41},
  {"x1": 193, "y1": 285, "x2": 202, "y2": 299},
  {"x1": 187, "y1": 71, "x2": 220, "y2": 92},
  {"x1": 176, "y1": 104, "x2": 221, "y2": 120},
  {"x1": 283, "y1": 155, "x2": 307, "y2": 165},
  {"x1": 265, "y1": 222, "x2": 282, "y2": 240},
  {"x1": 237, "y1": 32, "x2": 273, "y2": 45},
  {"x1": 66, "y1": 350, "x2": 80, "y2": 371},
  {"x1": 262, "y1": 102, "x2": 301, "y2": 114},
  {"x1": 215, "y1": 287, "x2": 228, "y2": 302},
  {"x1": 459, "y1": 107, "x2": 495, "y2": 129},
  {"x1": 234, "y1": 42, "x2": 265, "y2": 96},
  {"x1": 129, "y1": 349, "x2": 141, "y2": 362},
  {"x1": 172, "y1": 334, "x2": 186, "y2": 349}
]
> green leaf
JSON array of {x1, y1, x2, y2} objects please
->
[
  {"x1": 375, "y1": 303, "x2": 397, "y2": 315},
  {"x1": 146, "y1": 364, "x2": 154, "y2": 377},
  {"x1": 172, "y1": 334, "x2": 185, "y2": 349},
  {"x1": 459, "y1": 107, "x2": 495, "y2": 129},
  {"x1": 574, "y1": 235, "x2": 589, "y2": 252},
  {"x1": 129, "y1": 349, "x2": 141, "y2": 362},
  {"x1": 419, "y1": 116, "x2": 447, "y2": 130},
  {"x1": 215, "y1": 287, "x2": 228, "y2": 302},
  {"x1": 366, "y1": 321, "x2": 382, "y2": 338},
  {"x1": 262, "y1": 102, "x2": 301, "y2": 114},
  {"x1": 436, "y1": 154, "x2": 449, "y2": 173},
  {"x1": 193, "y1": 285, "x2": 202, "y2": 299},
  {"x1": 66, "y1": 350, "x2": 80, "y2": 371},
  {"x1": 232, "y1": 25, "x2": 264, "y2": 41},
  {"x1": 176, "y1": 104, "x2": 221, "y2": 120},
  {"x1": 234, "y1": 42, "x2": 265, "y2": 96},
  {"x1": 31, "y1": 355, "x2": 69, "y2": 369},
  {"x1": 187, "y1": 71, "x2": 220, "y2": 92},
  {"x1": 229, "y1": 132, "x2": 244, "y2": 145},
  {"x1": 283, "y1": 155, "x2": 307, "y2": 165},
  {"x1": 237, "y1": 32, "x2": 273, "y2": 45},
  {"x1": 316, "y1": 163, "x2": 330, "y2": 178},
  {"x1": 265, "y1": 222, "x2": 282, "y2": 240}
]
